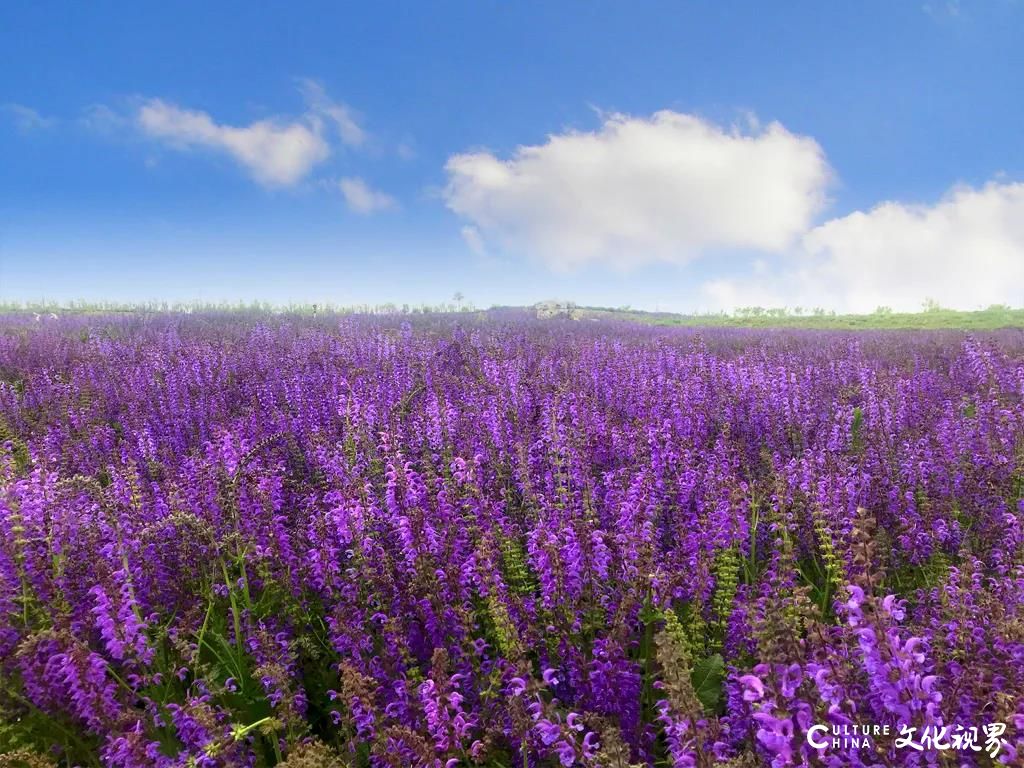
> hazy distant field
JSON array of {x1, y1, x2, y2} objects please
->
[
  {"x1": 1, "y1": 312, "x2": 1022, "y2": 766},
  {"x1": 7, "y1": 302, "x2": 1024, "y2": 332}
]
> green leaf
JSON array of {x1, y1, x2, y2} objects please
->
[
  {"x1": 691, "y1": 653, "x2": 725, "y2": 713},
  {"x1": 639, "y1": 602, "x2": 662, "y2": 625},
  {"x1": 850, "y1": 406, "x2": 864, "y2": 452}
]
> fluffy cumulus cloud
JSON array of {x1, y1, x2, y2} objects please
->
[
  {"x1": 702, "y1": 181, "x2": 1024, "y2": 312},
  {"x1": 338, "y1": 177, "x2": 396, "y2": 214},
  {"x1": 443, "y1": 111, "x2": 831, "y2": 270}
]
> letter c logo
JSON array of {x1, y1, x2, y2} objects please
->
[{"x1": 807, "y1": 725, "x2": 829, "y2": 749}]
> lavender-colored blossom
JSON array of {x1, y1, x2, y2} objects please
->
[{"x1": 1, "y1": 312, "x2": 1022, "y2": 767}]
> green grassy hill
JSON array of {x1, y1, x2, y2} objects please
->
[{"x1": 573, "y1": 304, "x2": 1024, "y2": 330}]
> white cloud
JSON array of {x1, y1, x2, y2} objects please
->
[
  {"x1": 137, "y1": 99, "x2": 331, "y2": 186},
  {"x1": 701, "y1": 180, "x2": 1024, "y2": 312},
  {"x1": 338, "y1": 177, "x2": 396, "y2": 214},
  {"x1": 443, "y1": 110, "x2": 830, "y2": 270},
  {"x1": 79, "y1": 104, "x2": 128, "y2": 135},
  {"x1": 298, "y1": 79, "x2": 366, "y2": 147},
  {"x1": 923, "y1": 0, "x2": 961, "y2": 20},
  {"x1": 2, "y1": 104, "x2": 56, "y2": 132},
  {"x1": 460, "y1": 225, "x2": 486, "y2": 256},
  {"x1": 134, "y1": 83, "x2": 368, "y2": 186}
]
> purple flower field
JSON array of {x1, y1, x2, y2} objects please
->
[{"x1": 1, "y1": 312, "x2": 1022, "y2": 767}]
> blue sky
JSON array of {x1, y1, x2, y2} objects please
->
[{"x1": 2, "y1": 1, "x2": 1022, "y2": 312}]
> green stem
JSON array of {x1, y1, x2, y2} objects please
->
[
  {"x1": 232, "y1": 715, "x2": 274, "y2": 740},
  {"x1": 747, "y1": 504, "x2": 759, "y2": 583},
  {"x1": 220, "y1": 556, "x2": 244, "y2": 650},
  {"x1": 21, "y1": 569, "x2": 29, "y2": 627},
  {"x1": 639, "y1": 583, "x2": 656, "y2": 741}
]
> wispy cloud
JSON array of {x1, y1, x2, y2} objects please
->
[
  {"x1": 78, "y1": 104, "x2": 129, "y2": 135},
  {"x1": 298, "y1": 79, "x2": 366, "y2": 147},
  {"x1": 923, "y1": 0, "x2": 962, "y2": 19},
  {"x1": 2, "y1": 103, "x2": 56, "y2": 132},
  {"x1": 397, "y1": 141, "x2": 416, "y2": 160},
  {"x1": 460, "y1": 225, "x2": 487, "y2": 257},
  {"x1": 136, "y1": 99, "x2": 332, "y2": 186},
  {"x1": 338, "y1": 177, "x2": 397, "y2": 214},
  {"x1": 131, "y1": 81, "x2": 368, "y2": 187}
]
